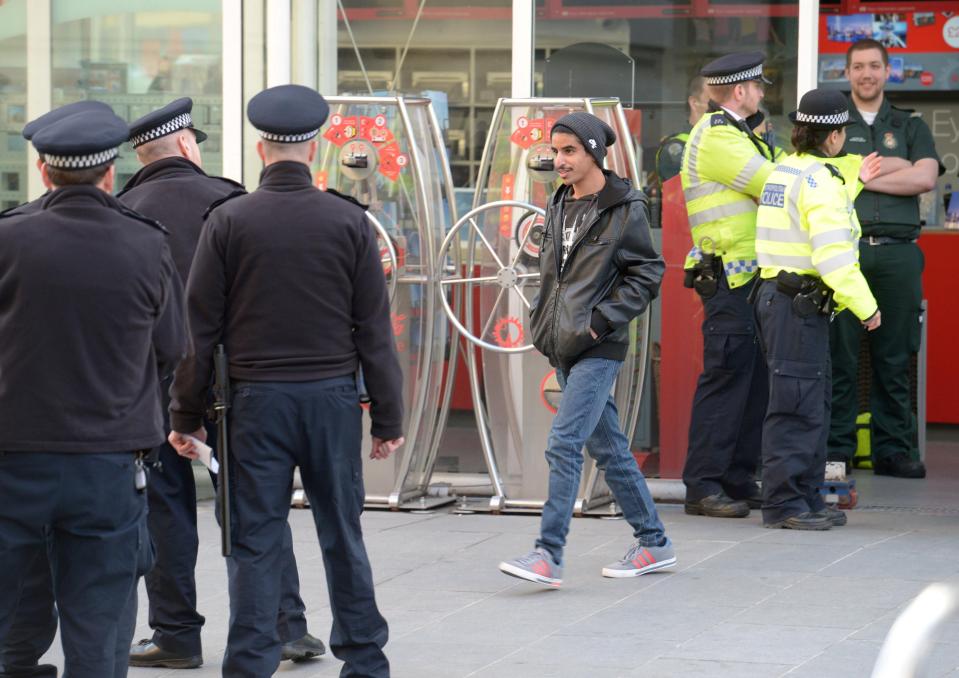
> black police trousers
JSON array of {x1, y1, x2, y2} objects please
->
[
  {"x1": 145, "y1": 415, "x2": 308, "y2": 656},
  {"x1": 755, "y1": 281, "x2": 829, "y2": 523},
  {"x1": 0, "y1": 452, "x2": 147, "y2": 678},
  {"x1": 223, "y1": 377, "x2": 388, "y2": 678},
  {"x1": 683, "y1": 272, "x2": 767, "y2": 502},
  {"x1": 0, "y1": 533, "x2": 57, "y2": 678}
]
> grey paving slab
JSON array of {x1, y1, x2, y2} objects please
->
[
  {"x1": 565, "y1": 602, "x2": 747, "y2": 642},
  {"x1": 665, "y1": 622, "x2": 840, "y2": 665},
  {"x1": 732, "y1": 601, "x2": 892, "y2": 630},
  {"x1": 476, "y1": 635, "x2": 683, "y2": 671},
  {"x1": 36, "y1": 437, "x2": 959, "y2": 677},
  {"x1": 764, "y1": 574, "x2": 930, "y2": 610},
  {"x1": 626, "y1": 657, "x2": 793, "y2": 678},
  {"x1": 777, "y1": 638, "x2": 881, "y2": 678}
]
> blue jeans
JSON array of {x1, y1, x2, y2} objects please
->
[{"x1": 536, "y1": 358, "x2": 667, "y2": 565}]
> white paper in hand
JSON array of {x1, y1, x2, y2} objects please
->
[{"x1": 188, "y1": 435, "x2": 219, "y2": 474}]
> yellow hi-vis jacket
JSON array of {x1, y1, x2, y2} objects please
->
[
  {"x1": 680, "y1": 107, "x2": 777, "y2": 289},
  {"x1": 755, "y1": 152, "x2": 878, "y2": 321}
]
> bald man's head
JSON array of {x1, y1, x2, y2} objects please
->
[{"x1": 135, "y1": 129, "x2": 202, "y2": 168}]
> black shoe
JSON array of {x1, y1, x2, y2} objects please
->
[
  {"x1": 814, "y1": 506, "x2": 848, "y2": 527},
  {"x1": 741, "y1": 494, "x2": 763, "y2": 510},
  {"x1": 763, "y1": 511, "x2": 832, "y2": 531},
  {"x1": 282, "y1": 632, "x2": 327, "y2": 662},
  {"x1": 129, "y1": 639, "x2": 203, "y2": 669},
  {"x1": 685, "y1": 493, "x2": 750, "y2": 518},
  {"x1": 873, "y1": 453, "x2": 926, "y2": 479},
  {"x1": 0, "y1": 665, "x2": 57, "y2": 678}
]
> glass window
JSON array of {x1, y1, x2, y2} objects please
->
[
  {"x1": 0, "y1": 0, "x2": 28, "y2": 210},
  {"x1": 337, "y1": 2, "x2": 512, "y2": 189},
  {"x1": 535, "y1": 2, "x2": 799, "y2": 193},
  {"x1": 51, "y1": 2, "x2": 224, "y2": 187}
]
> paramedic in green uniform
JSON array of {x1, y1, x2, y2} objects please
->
[{"x1": 828, "y1": 39, "x2": 943, "y2": 478}]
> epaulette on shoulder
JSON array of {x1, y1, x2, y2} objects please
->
[
  {"x1": 326, "y1": 187, "x2": 370, "y2": 211},
  {"x1": 203, "y1": 189, "x2": 246, "y2": 221},
  {"x1": 823, "y1": 163, "x2": 846, "y2": 184},
  {"x1": 889, "y1": 105, "x2": 914, "y2": 126},
  {"x1": 118, "y1": 205, "x2": 169, "y2": 234},
  {"x1": 0, "y1": 203, "x2": 27, "y2": 220},
  {"x1": 709, "y1": 112, "x2": 727, "y2": 127},
  {"x1": 212, "y1": 175, "x2": 246, "y2": 191}
]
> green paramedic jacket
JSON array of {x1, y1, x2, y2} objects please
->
[{"x1": 842, "y1": 96, "x2": 943, "y2": 239}]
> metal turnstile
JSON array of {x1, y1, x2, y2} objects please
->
[
  {"x1": 294, "y1": 96, "x2": 460, "y2": 509},
  {"x1": 436, "y1": 98, "x2": 651, "y2": 514}
]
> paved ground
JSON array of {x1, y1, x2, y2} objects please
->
[{"x1": 41, "y1": 432, "x2": 959, "y2": 677}]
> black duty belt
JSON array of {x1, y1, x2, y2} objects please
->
[
  {"x1": 773, "y1": 271, "x2": 834, "y2": 318},
  {"x1": 862, "y1": 235, "x2": 916, "y2": 246}
]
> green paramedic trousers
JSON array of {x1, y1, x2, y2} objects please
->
[{"x1": 828, "y1": 241, "x2": 923, "y2": 462}]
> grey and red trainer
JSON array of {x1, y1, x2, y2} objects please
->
[
  {"x1": 601, "y1": 540, "x2": 677, "y2": 578},
  {"x1": 499, "y1": 547, "x2": 563, "y2": 588}
]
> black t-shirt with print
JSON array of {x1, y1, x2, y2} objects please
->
[{"x1": 560, "y1": 193, "x2": 598, "y2": 269}]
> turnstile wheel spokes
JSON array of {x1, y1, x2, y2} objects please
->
[
  {"x1": 437, "y1": 201, "x2": 545, "y2": 353},
  {"x1": 366, "y1": 211, "x2": 398, "y2": 302}
]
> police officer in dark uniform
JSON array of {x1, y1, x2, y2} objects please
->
[
  {"x1": 829, "y1": 39, "x2": 943, "y2": 478},
  {"x1": 0, "y1": 108, "x2": 187, "y2": 677},
  {"x1": 680, "y1": 52, "x2": 777, "y2": 518},
  {"x1": 0, "y1": 102, "x2": 113, "y2": 678},
  {"x1": 169, "y1": 85, "x2": 403, "y2": 678},
  {"x1": 119, "y1": 98, "x2": 325, "y2": 668}
]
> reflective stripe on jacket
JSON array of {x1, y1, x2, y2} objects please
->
[
  {"x1": 755, "y1": 152, "x2": 878, "y2": 321},
  {"x1": 680, "y1": 107, "x2": 777, "y2": 288}
]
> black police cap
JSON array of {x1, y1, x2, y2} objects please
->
[
  {"x1": 788, "y1": 89, "x2": 855, "y2": 129},
  {"x1": 22, "y1": 100, "x2": 113, "y2": 141},
  {"x1": 701, "y1": 52, "x2": 772, "y2": 86},
  {"x1": 247, "y1": 85, "x2": 329, "y2": 143},
  {"x1": 129, "y1": 97, "x2": 207, "y2": 148},
  {"x1": 31, "y1": 110, "x2": 129, "y2": 170}
]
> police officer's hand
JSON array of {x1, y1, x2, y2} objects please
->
[
  {"x1": 168, "y1": 428, "x2": 207, "y2": 459},
  {"x1": 859, "y1": 152, "x2": 882, "y2": 184},
  {"x1": 370, "y1": 436, "x2": 404, "y2": 460},
  {"x1": 863, "y1": 310, "x2": 881, "y2": 332}
]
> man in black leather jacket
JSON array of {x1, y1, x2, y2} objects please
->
[{"x1": 499, "y1": 112, "x2": 676, "y2": 588}]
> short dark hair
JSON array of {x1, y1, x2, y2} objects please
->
[
  {"x1": 791, "y1": 125, "x2": 832, "y2": 154},
  {"x1": 46, "y1": 163, "x2": 112, "y2": 187},
  {"x1": 846, "y1": 39, "x2": 889, "y2": 67},
  {"x1": 688, "y1": 76, "x2": 706, "y2": 100}
]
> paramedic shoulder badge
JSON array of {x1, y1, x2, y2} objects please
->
[{"x1": 882, "y1": 132, "x2": 898, "y2": 150}]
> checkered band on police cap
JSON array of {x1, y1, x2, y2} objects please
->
[
  {"x1": 257, "y1": 128, "x2": 321, "y2": 143},
  {"x1": 43, "y1": 147, "x2": 121, "y2": 170},
  {"x1": 795, "y1": 110, "x2": 849, "y2": 126},
  {"x1": 130, "y1": 113, "x2": 194, "y2": 148},
  {"x1": 705, "y1": 64, "x2": 764, "y2": 85}
]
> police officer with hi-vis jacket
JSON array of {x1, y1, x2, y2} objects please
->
[
  {"x1": 754, "y1": 89, "x2": 883, "y2": 530},
  {"x1": 680, "y1": 52, "x2": 778, "y2": 519}
]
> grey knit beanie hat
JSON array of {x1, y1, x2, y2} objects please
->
[{"x1": 551, "y1": 112, "x2": 617, "y2": 166}]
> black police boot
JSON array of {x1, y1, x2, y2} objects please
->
[
  {"x1": 684, "y1": 493, "x2": 750, "y2": 518},
  {"x1": 281, "y1": 632, "x2": 327, "y2": 662},
  {"x1": 763, "y1": 511, "x2": 832, "y2": 531},
  {"x1": 814, "y1": 506, "x2": 848, "y2": 527},
  {"x1": 128, "y1": 639, "x2": 203, "y2": 669},
  {"x1": 873, "y1": 453, "x2": 926, "y2": 479}
]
